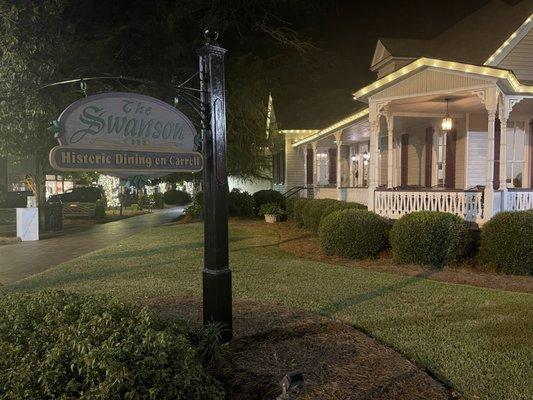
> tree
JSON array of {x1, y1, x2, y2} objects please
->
[
  {"x1": 0, "y1": 0, "x2": 77, "y2": 201},
  {"x1": 0, "y1": 0, "x2": 332, "y2": 188}
]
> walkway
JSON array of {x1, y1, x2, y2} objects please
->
[{"x1": 0, "y1": 207, "x2": 184, "y2": 285}]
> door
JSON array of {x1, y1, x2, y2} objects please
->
[
  {"x1": 445, "y1": 129, "x2": 456, "y2": 188},
  {"x1": 401, "y1": 134, "x2": 409, "y2": 186}
]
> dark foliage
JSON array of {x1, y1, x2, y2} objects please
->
[
  {"x1": 164, "y1": 190, "x2": 192, "y2": 205},
  {"x1": 228, "y1": 189, "x2": 255, "y2": 218},
  {"x1": 252, "y1": 189, "x2": 285, "y2": 215},
  {"x1": 0, "y1": 291, "x2": 224, "y2": 399}
]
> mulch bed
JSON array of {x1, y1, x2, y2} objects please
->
[
  {"x1": 235, "y1": 220, "x2": 533, "y2": 294},
  {"x1": 148, "y1": 297, "x2": 454, "y2": 400}
]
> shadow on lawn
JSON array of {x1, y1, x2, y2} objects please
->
[
  {"x1": 230, "y1": 233, "x2": 312, "y2": 253},
  {"x1": 318, "y1": 270, "x2": 436, "y2": 316}
]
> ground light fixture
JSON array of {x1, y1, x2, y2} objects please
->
[
  {"x1": 441, "y1": 98, "x2": 453, "y2": 131},
  {"x1": 277, "y1": 371, "x2": 304, "y2": 400}
]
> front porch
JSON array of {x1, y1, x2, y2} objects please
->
[{"x1": 296, "y1": 84, "x2": 533, "y2": 223}]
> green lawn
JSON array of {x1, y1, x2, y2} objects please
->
[{"x1": 3, "y1": 221, "x2": 532, "y2": 400}]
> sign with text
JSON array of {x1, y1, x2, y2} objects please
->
[
  {"x1": 51, "y1": 92, "x2": 202, "y2": 176},
  {"x1": 50, "y1": 146, "x2": 203, "y2": 173}
]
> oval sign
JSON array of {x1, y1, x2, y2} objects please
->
[{"x1": 57, "y1": 92, "x2": 198, "y2": 151}]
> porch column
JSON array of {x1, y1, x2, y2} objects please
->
[
  {"x1": 303, "y1": 147, "x2": 308, "y2": 186},
  {"x1": 311, "y1": 142, "x2": 317, "y2": 187},
  {"x1": 349, "y1": 146, "x2": 354, "y2": 186},
  {"x1": 368, "y1": 119, "x2": 380, "y2": 211},
  {"x1": 335, "y1": 132, "x2": 342, "y2": 188},
  {"x1": 386, "y1": 112, "x2": 394, "y2": 189},
  {"x1": 485, "y1": 109, "x2": 496, "y2": 221},
  {"x1": 499, "y1": 116, "x2": 508, "y2": 190}
]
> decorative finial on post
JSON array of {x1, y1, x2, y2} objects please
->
[{"x1": 203, "y1": 27, "x2": 219, "y2": 45}]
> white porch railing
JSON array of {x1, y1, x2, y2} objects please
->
[
  {"x1": 374, "y1": 189, "x2": 484, "y2": 222},
  {"x1": 505, "y1": 189, "x2": 533, "y2": 211}
]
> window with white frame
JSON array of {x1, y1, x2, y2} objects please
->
[
  {"x1": 436, "y1": 132, "x2": 447, "y2": 187},
  {"x1": 506, "y1": 121, "x2": 526, "y2": 188}
]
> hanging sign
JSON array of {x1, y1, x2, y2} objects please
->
[{"x1": 49, "y1": 92, "x2": 202, "y2": 176}]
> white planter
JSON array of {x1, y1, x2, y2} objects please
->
[{"x1": 264, "y1": 214, "x2": 277, "y2": 223}]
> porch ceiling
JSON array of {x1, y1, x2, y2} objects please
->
[{"x1": 390, "y1": 92, "x2": 486, "y2": 115}]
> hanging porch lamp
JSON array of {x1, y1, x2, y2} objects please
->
[
  {"x1": 441, "y1": 98, "x2": 453, "y2": 131},
  {"x1": 362, "y1": 151, "x2": 370, "y2": 165}
]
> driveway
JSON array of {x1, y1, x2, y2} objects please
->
[{"x1": 0, "y1": 207, "x2": 184, "y2": 285}]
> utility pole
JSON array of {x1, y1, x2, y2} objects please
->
[{"x1": 198, "y1": 29, "x2": 232, "y2": 343}]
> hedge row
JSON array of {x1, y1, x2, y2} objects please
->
[
  {"x1": 186, "y1": 189, "x2": 286, "y2": 219},
  {"x1": 290, "y1": 197, "x2": 366, "y2": 230},
  {"x1": 288, "y1": 197, "x2": 532, "y2": 274}
]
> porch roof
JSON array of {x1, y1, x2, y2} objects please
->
[
  {"x1": 291, "y1": 108, "x2": 369, "y2": 148},
  {"x1": 353, "y1": 57, "x2": 533, "y2": 101}
]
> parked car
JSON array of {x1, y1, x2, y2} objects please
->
[
  {"x1": 48, "y1": 186, "x2": 105, "y2": 204},
  {"x1": 48, "y1": 186, "x2": 107, "y2": 219}
]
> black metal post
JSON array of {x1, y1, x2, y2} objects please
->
[{"x1": 198, "y1": 29, "x2": 232, "y2": 343}]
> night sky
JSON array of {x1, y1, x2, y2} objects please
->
[{"x1": 276, "y1": 0, "x2": 516, "y2": 128}]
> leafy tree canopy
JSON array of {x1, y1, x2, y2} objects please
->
[{"x1": 0, "y1": 0, "x2": 333, "y2": 180}]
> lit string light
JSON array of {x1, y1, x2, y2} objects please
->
[{"x1": 97, "y1": 174, "x2": 121, "y2": 207}]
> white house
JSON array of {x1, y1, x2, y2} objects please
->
[{"x1": 275, "y1": 0, "x2": 533, "y2": 225}]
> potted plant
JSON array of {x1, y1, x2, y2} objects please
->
[{"x1": 259, "y1": 202, "x2": 286, "y2": 223}]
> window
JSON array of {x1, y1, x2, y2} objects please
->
[
  {"x1": 506, "y1": 121, "x2": 526, "y2": 188},
  {"x1": 436, "y1": 132, "x2": 447, "y2": 187},
  {"x1": 272, "y1": 150, "x2": 285, "y2": 185}
]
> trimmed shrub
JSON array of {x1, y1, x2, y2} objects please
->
[
  {"x1": 285, "y1": 196, "x2": 298, "y2": 219},
  {"x1": 185, "y1": 202, "x2": 203, "y2": 219},
  {"x1": 302, "y1": 198, "x2": 339, "y2": 230},
  {"x1": 228, "y1": 189, "x2": 255, "y2": 218},
  {"x1": 252, "y1": 189, "x2": 285, "y2": 215},
  {"x1": 152, "y1": 192, "x2": 164, "y2": 209},
  {"x1": 292, "y1": 198, "x2": 310, "y2": 225},
  {"x1": 390, "y1": 211, "x2": 471, "y2": 268},
  {"x1": 319, "y1": 209, "x2": 390, "y2": 259},
  {"x1": 320, "y1": 200, "x2": 367, "y2": 225},
  {"x1": 0, "y1": 290, "x2": 224, "y2": 400},
  {"x1": 478, "y1": 211, "x2": 533, "y2": 275},
  {"x1": 164, "y1": 189, "x2": 191, "y2": 205}
]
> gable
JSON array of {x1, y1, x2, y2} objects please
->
[
  {"x1": 497, "y1": 24, "x2": 533, "y2": 81},
  {"x1": 371, "y1": 40, "x2": 391, "y2": 69},
  {"x1": 371, "y1": 68, "x2": 495, "y2": 101}
]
